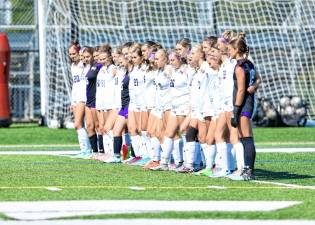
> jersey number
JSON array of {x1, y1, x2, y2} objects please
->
[
  {"x1": 170, "y1": 79, "x2": 175, "y2": 87},
  {"x1": 134, "y1": 78, "x2": 139, "y2": 87}
]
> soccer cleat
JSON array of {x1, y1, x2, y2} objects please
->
[
  {"x1": 90, "y1": 153, "x2": 102, "y2": 160},
  {"x1": 71, "y1": 152, "x2": 87, "y2": 159},
  {"x1": 176, "y1": 165, "x2": 194, "y2": 173},
  {"x1": 125, "y1": 156, "x2": 142, "y2": 165},
  {"x1": 122, "y1": 156, "x2": 135, "y2": 164},
  {"x1": 81, "y1": 152, "x2": 93, "y2": 159},
  {"x1": 142, "y1": 160, "x2": 160, "y2": 170},
  {"x1": 168, "y1": 162, "x2": 183, "y2": 171},
  {"x1": 150, "y1": 163, "x2": 169, "y2": 171},
  {"x1": 95, "y1": 152, "x2": 112, "y2": 161},
  {"x1": 242, "y1": 169, "x2": 255, "y2": 180},
  {"x1": 104, "y1": 156, "x2": 121, "y2": 163},
  {"x1": 209, "y1": 168, "x2": 232, "y2": 178},
  {"x1": 228, "y1": 168, "x2": 255, "y2": 181},
  {"x1": 194, "y1": 168, "x2": 214, "y2": 176},
  {"x1": 132, "y1": 157, "x2": 151, "y2": 166}
]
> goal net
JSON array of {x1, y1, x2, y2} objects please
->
[{"x1": 41, "y1": 0, "x2": 315, "y2": 127}]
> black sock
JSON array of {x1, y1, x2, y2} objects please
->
[
  {"x1": 89, "y1": 134, "x2": 98, "y2": 153},
  {"x1": 97, "y1": 134, "x2": 104, "y2": 153},
  {"x1": 130, "y1": 144, "x2": 136, "y2": 157},
  {"x1": 241, "y1": 137, "x2": 256, "y2": 170},
  {"x1": 113, "y1": 136, "x2": 123, "y2": 156}
]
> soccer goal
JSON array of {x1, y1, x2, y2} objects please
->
[{"x1": 38, "y1": 0, "x2": 315, "y2": 127}]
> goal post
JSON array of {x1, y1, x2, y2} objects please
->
[{"x1": 38, "y1": 0, "x2": 315, "y2": 127}]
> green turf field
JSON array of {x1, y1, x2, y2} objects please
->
[
  {"x1": 0, "y1": 153, "x2": 314, "y2": 219},
  {"x1": 0, "y1": 124, "x2": 314, "y2": 220},
  {"x1": 0, "y1": 123, "x2": 315, "y2": 148}
]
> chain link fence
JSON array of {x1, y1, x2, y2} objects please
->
[{"x1": 0, "y1": 0, "x2": 40, "y2": 122}]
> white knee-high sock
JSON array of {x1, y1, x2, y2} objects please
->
[
  {"x1": 141, "y1": 131, "x2": 150, "y2": 158},
  {"x1": 161, "y1": 136, "x2": 174, "y2": 164},
  {"x1": 150, "y1": 137, "x2": 161, "y2": 161},
  {"x1": 234, "y1": 142, "x2": 245, "y2": 170},
  {"x1": 172, "y1": 139, "x2": 183, "y2": 165},
  {"x1": 130, "y1": 135, "x2": 141, "y2": 157},
  {"x1": 216, "y1": 142, "x2": 228, "y2": 171},
  {"x1": 102, "y1": 133, "x2": 110, "y2": 154},
  {"x1": 199, "y1": 143, "x2": 206, "y2": 166},
  {"x1": 108, "y1": 130, "x2": 114, "y2": 155},
  {"x1": 77, "y1": 128, "x2": 91, "y2": 153},
  {"x1": 201, "y1": 143, "x2": 216, "y2": 169},
  {"x1": 181, "y1": 133, "x2": 187, "y2": 162},
  {"x1": 185, "y1": 141, "x2": 196, "y2": 168}
]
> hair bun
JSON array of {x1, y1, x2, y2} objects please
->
[{"x1": 238, "y1": 32, "x2": 246, "y2": 40}]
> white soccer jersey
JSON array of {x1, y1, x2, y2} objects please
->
[
  {"x1": 169, "y1": 65, "x2": 190, "y2": 114},
  {"x1": 128, "y1": 64, "x2": 146, "y2": 111},
  {"x1": 95, "y1": 64, "x2": 116, "y2": 110},
  {"x1": 71, "y1": 61, "x2": 88, "y2": 104},
  {"x1": 143, "y1": 69, "x2": 158, "y2": 110},
  {"x1": 154, "y1": 69, "x2": 171, "y2": 113},
  {"x1": 202, "y1": 66, "x2": 219, "y2": 117},
  {"x1": 189, "y1": 62, "x2": 210, "y2": 119},
  {"x1": 113, "y1": 66, "x2": 126, "y2": 110},
  {"x1": 217, "y1": 58, "x2": 237, "y2": 112}
]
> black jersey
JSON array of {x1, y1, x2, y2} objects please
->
[
  {"x1": 86, "y1": 63, "x2": 102, "y2": 107},
  {"x1": 233, "y1": 59, "x2": 256, "y2": 107},
  {"x1": 121, "y1": 71, "x2": 130, "y2": 108}
]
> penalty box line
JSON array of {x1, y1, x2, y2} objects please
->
[{"x1": 0, "y1": 184, "x2": 314, "y2": 190}]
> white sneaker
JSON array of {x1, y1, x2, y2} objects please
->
[{"x1": 104, "y1": 156, "x2": 121, "y2": 163}]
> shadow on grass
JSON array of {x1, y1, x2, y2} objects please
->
[{"x1": 254, "y1": 168, "x2": 315, "y2": 181}]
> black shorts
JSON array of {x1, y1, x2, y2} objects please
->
[{"x1": 240, "y1": 95, "x2": 254, "y2": 118}]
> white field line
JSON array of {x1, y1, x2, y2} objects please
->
[
  {"x1": 0, "y1": 151, "x2": 78, "y2": 155},
  {"x1": 0, "y1": 144, "x2": 78, "y2": 148},
  {"x1": 252, "y1": 180, "x2": 315, "y2": 190},
  {"x1": 1, "y1": 219, "x2": 315, "y2": 225},
  {"x1": 1, "y1": 220, "x2": 315, "y2": 225},
  {"x1": 256, "y1": 148, "x2": 315, "y2": 153},
  {"x1": 0, "y1": 200, "x2": 302, "y2": 220}
]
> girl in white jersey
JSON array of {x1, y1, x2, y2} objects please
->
[
  {"x1": 68, "y1": 42, "x2": 92, "y2": 158},
  {"x1": 98, "y1": 47, "x2": 120, "y2": 161},
  {"x1": 212, "y1": 31, "x2": 244, "y2": 178},
  {"x1": 177, "y1": 44, "x2": 210, "y2": 173},
  {"x1": 126, "y1": 46, "x2": 147, "y2": 164},
  {"x1": 143, "y1": 48, "x2": 165, "y2": 169},
  {"x1": 94, "y1": 45, "x2": 117, "y2": 161},
  {"x1": 152, "y1": 50, "x2": 189, "y2": 171},
  {"x1": 134, "y1": 42, "x2": 160, "y2": 166},
  {"x1": 198, "y1": 44, "x2": 222, "y2": 176}
]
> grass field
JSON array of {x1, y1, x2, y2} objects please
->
[
  {"x1": 0, "y1": 124, "x2": 314, "y2": 221},
  {"x1": 1, "y1": 123, "x2": 315, "y2": 148}
]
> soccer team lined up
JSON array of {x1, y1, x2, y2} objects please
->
[{"x1": 68, "y1": 30, "x2": 262, "y2": 180}]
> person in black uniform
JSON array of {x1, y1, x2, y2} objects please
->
[
  {"x1": 83, "y1": 47, "x2": 102, "y2": 155},
  {"x1": 228, "y1": 33, "x2": 259, "y2": 180}
]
